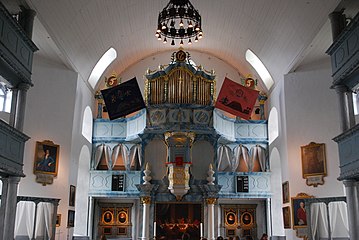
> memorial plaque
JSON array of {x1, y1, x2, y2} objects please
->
[
  {"x1": 112, "y1": 174, "x2": 125, "y2": 191},
  {"x1": 236, "y1": 176, "x2": 249, "y2": 193}
]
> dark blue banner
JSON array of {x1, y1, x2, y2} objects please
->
[{"x1": 101, "y1": 77, "x2": 145, "y2": 120}]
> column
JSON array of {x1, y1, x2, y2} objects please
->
[
  {"x1": 0, "y1": 177, "x2": 9, "y2": 238},
  {"x1": 87, "y1": 196, "x2": 94, "y2": 238},
  {"x1": 266, "y1": 198, "x2": 272, "y2": 237},
  {"x1": 140, "y1": 196, "x2": 151, "y2": 240},
  {"x1": 328, "y1": 10, "x2": 347, "y2": 41},
  {"x1": 333, "y1": 85, "x2": 352, "y2": 132},
  {"x1": 14, "y1": 83, "x2": 31, "y2": 131},
  {"x1": 2, "y1": 176, "x2": 21, "y2": 240},
  {"x1": 206, "y1": 198, "x2": 216, "y2": 240},
  {"x1": 8, "y1": 88, "x2": 18, "y2": 127},
  {"x1": 343, "y1": 180, "x2": 359, "y2": 240},
  {"x1": 18, "y1": 6, "x2": 37, "y2": 39}
]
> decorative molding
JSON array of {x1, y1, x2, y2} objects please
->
[
  {"x1": 206, "y1": 198, "x2": 217, "y2": 205},
  {"x1": 140, "y1": 196, "x2": 151, "y2": 204}
]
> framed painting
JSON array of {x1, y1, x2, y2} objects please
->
[
  {"x1": 282, "y1": 181, "x2": 290, "y2": 204},
  {"x1": 282, "y1": 206, "x2": 291, "y2": 229},
  {"x1": 292, "y1": 193, "x2": 312, "y2": 229},
  {"x1": 69, "y1": 185, "x2": 76, "y2": 207},
  {"x1": 240, "y1": 211, "x2": 254, "y2": 228},
  {"x1": 225, "y1": 210, "x2": 237, "y2": 226},
  {"x1": 56, "y1": 214, "x2": 61, "y2": 227},
  {"x1": 117, "y1": 209, "x2": 128, "y2": 225},
  {"x1": 102, "y1": 209, "x2": 114, "y2": 225},
  {"x1": 301, "y1": 142, "x2": 327, "y2": 186},
  {"x1": 67, "y1": 210, "x2": 75, "y2": 228},
  {"x1": 34, "y1": 140, "x2": 60, "y2": 176}
]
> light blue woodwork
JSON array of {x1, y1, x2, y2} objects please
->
[
  {"x1": 333, "y1": 124, "x2": 359, "y2": 180},
  {"x1": 218, "y1": 172, "x2": 271, "y2": 198},
  {"x1": 0, "y1": 119, "x2": 29, "y2": 176}
]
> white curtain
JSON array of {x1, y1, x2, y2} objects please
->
[
  {"x1": 34, "y1": 202, "x2": 54, "y2": 239},
  {"x1": 112, "y1": 144, "x2": 129, "y2": 170},
  {"x1": 311, "y1": 202, "x2": 329, "y2": 240},
  {"x1": 129, "y1": 144, "x2": 142, "y2": 170},
  {"x1": 250, "y1": 145, "x2": 266, "y2": 171},
  {"x1": 217, "y1": 145, "x2": 233, "y2": 172},
  {"x1": 14, "y1": 201, "x2": 35, "y2": 238},
  {"x1": 329, "y1": 201, "x2": 349, "y2": 239},
  {"x1": 93, "y1": 144, "x2": 111, "y2": 169},
  {"x1": 233, "y1": 145, "x2": 249, "y2": 172}
]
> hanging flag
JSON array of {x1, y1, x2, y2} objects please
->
[
  {"x1": 101, "y1": 77, "x2": 145, "y2": 120},
  {"x1": 215, "y1": 77, "x2": 259, "y2": 120}
]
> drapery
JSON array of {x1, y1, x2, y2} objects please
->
[
  {"x1": 14, "y1": 201, "x2": 35, "y2": 238},
  {"x1": 329, "y1": 201, "x2": 349, "y2": 239},
  {"x1": 311, "y1": 202, "x2": 328, "y2": 240},
  {"x1": 233, "y1": 145, "x2": 249, "y2": 172},
  {"x1": 112, "y1": 144, "x2": 129, "y2": 170},
  {"x1": 217, "y1": 145, "x2": 233, "y2": 172},
  {"x1": 129, "y1": 144, "x2": 142, "y2": 170},
  {"x1": 34, "y1": 202, "x2": 54, "y2": 239},
  {"x1": 250, "y1": 145, "x2": 266, "y2": 171},
  {"x1": 93, "y1": 144, "x2": 111, "y2": 169}
]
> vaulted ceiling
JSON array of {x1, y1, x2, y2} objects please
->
[{"x1": 4, "y1": 0, "x2": 359, "y2": 91}]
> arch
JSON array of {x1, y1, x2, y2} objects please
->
[
  {"x1": 74, "y1": 145, "x2": 91, "y2": 236},
  {"x1": 269, "y1": 147, "x2": 284, "y2": 236},
  {"x1": 233, "y1": 144, "x2": 250, "y2": 172},
  {"x1": 217, "y1": 145, "x2": 233, "y2": 172},
  {"x1": 268, "y1": 107, "x2": 279, "y2": 144},
  {"x1": 82, "y1": 106, "x2": 93, "y2": 143}
]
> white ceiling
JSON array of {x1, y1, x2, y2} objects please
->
[{"x1": 5, "y1": 0, "x2": 359, "y2": 91}]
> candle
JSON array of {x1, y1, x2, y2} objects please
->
[
  {"x1": 154, "y1": 221, "x2": 157, "y2": 237},
  {"x1": 200, "y1": 223, "x2": 203, "y2": 237}
]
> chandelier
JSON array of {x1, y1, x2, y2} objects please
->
[{"x1": 155, "y1": 0, "x2": 203, "y2": 46}]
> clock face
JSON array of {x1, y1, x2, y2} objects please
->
[{"x1": 176, "y1": 50, "x2": 186, "y2": 62}]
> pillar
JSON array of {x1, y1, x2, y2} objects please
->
[
  {"x1": 2, "y1": 176, "x2": 21, "y2": 240},
  {"x1": 206, "y1": 198, "x2": 216, "y2": 240},
  {"x1": 87, "y1": 196, "x2": 94, "y2": 238},
  {"x1": 140, "y1": 196, "x2": 151, "y2": 240},
  {"x1": 328, "y1": 10, "x2": 347, "y2": 41},
  {"x1": 343, "y1": 180, "x2": 359, "y2": 240},
  {"x1": 18, "y1": 6, "x2": 36, "y2": 39},
  {"x1": 51, "y1": 201, "x2": 59, "y2": 240},
  {"x1": 266, "y1": 198, "x2": 272, "y2": 237},
  {"x1": 0, "y1": 177, "x2": 9, "y2": 238},
  {"x1": 333, "y1": 85, "x2": 354, "y2": 132},
  {"x1": 14, "y1": 83, "x2": 31, "y2": 131}
]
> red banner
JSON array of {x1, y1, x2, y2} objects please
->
[{"x1": 215, "y1": 77, "x2": 259, "y2": 120}]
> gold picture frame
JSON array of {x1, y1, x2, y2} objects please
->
[
  {"x1": 301, "y1": 142, "x2": 327, "y2": 186},
  {"x1": 225, "y1": 210, "x2": 237, "y2": 226},
  {"x1": 102, "y1": 209, "x2": 114, "y2": 225},
  {"x1": 291, "y1": 193, "x2": 313, "y2": 229},
  {"x1": 117, "y1": 209, "x2": 128, "y2": 225},
  {"x1": 56, "y1": 214, "x2": 61, "y2": 227},
  {"x1": 34, "y1": 140, "x2": 60, "y2": 176},
  {"x1": 282, "y1": 206, "x2": 291, "y2": 229},
  {"x1": 282, "y1": 181, "x2": 290, "y2": 204},
  {"x1": 240, "y1": 211, "x2": 254, "y2": 228}
]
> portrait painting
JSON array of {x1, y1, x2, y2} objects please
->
[
  {"x1": 69, "y1": 185, "x2": 76, "y2": 207},
  {"x1": 225, "y1": 211, "x2": 236, "y2": 226},
  {"x1": 56, "y1": 214, "x2": 61, "y2": 227},
  {"x1": 34, "y1": 140, "x2": 60, "y2": 176},
  {"x1": 102, "y1": 210, "x2": 114, "y2": 225},
  {"x1": 240, "y1": 212, "x2": 253, "y2": 227},
  {"x1": 117, "y1": 210, "x2": 128, "y2": 224},
  {"x1": 301, "y1": 142, "x2": 327, "y2": 178},
  {"x1": 292, "y1": 193, "x2": 312, "y2": 228},
  {"x1": 282, "y1": 206, "x2": 291, "y2": 229},
  {"x1": 67, "y1": 210, "x2": 75, "y2": 228},
  {"x1": 282, "y1": 181, "x2": 290, "y2": 204}
]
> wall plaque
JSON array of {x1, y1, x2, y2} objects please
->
[
  {"x1": 236, "y1": 176, "x2": 249, "y2": 193},
  {"x1": 112, "y1": 174, "x2": 125, "y2": 191}
]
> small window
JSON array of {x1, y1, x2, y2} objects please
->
[{"x1": 0, "y1": 83, "x2": 12, "y2": 113}]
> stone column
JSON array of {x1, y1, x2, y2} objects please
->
[
  {"x1": 140, "y1": 196, "x2": 151, "y2": 240},
  {"x1": 333, "y1": 85, "x2": 352, "y2": 132},
  {"x1": 14, "y1": 83, "x2": 31, "y2": 131},
  {"x1": 266, "y1": 198, "x2": 272, "y2": 237},
  {"x1": 206, "y1": 198, "x2": 216, "y2": 240},
  {"x1": 343, "y1": 180, "x2": 359, "y2": 240},
  {"x1": 87, "y1": 196, "x2": 94, "y2": 238},
  {"x1": 2, "y1": 176, "x2": 21, "y2": 240},
  {"x1": 0, "y1": 177, "x2": 9, "y2": 238}
]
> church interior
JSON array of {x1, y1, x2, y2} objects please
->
[{"x1": 0, "y1": 0, "x2": 359, "y2": 240}]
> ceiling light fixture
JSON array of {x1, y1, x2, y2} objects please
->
[{"x1": 156, "y1": 0, "x2": 203, "y2": 46}]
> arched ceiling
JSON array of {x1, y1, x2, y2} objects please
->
[{"x1": 5, "y1": 0, "x2": 356, "y2": 91}]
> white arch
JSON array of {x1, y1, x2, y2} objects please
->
[
  {"x1": 82, "y1": 106, "x2": 93, "y2": 143},
  {"x1": 269, "y1": 147, "x2": 285, "y2": 236},
  {"x1": 74, "y1": 145, "x2": 91, "y2": 236},
  {"x1": 268, "y1": 107, "x2": 279, "y2": 144}
]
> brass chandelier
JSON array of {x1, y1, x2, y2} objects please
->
[{"x1": 155, "y1": 0, "x2": 203, "y2": 46}]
